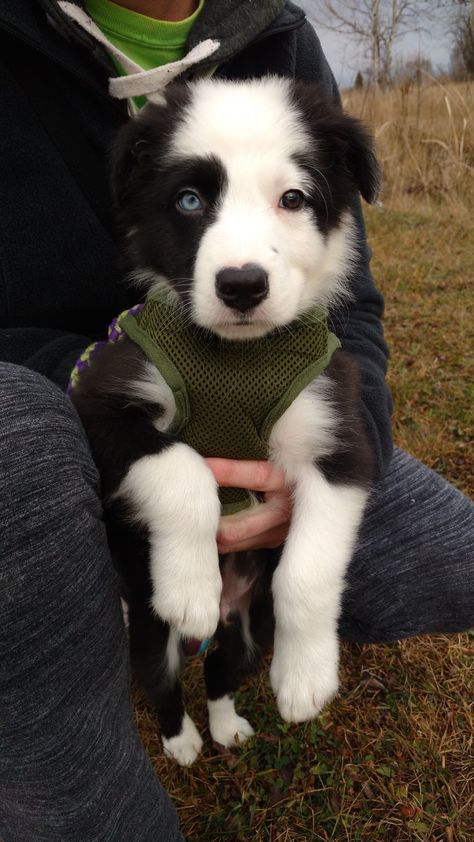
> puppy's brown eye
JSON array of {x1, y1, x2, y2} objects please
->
[{"x1": 279, "y1": 190, "x2": 305, "y2": 210}]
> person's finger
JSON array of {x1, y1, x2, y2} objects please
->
[
  {"x1": 218, "y1": 523, "x2": 288, "y2": 554},
  {"x1": 216, "y1": 494, "x2": 291, "y2": 547},
  {"x1": 205, "y1": 458, "x2": 286, "y2": 493}
]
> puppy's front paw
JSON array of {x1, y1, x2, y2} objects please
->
[
  {"x1": 152, "y1": 554, "x2": 221, "y2": 639},
  {"x1": 270, "y1": 636, "x2": 339, "y2": 723},
  {"x1": 208, "y1": 696, "x2": 255, "y2": 748},
  {"x1": 162, "y1": 714, "x2": 203, "y2": 766}
]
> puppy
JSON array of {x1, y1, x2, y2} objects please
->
[{"x1": 71, "y1": 77, "x2": 380, "y2": 766}]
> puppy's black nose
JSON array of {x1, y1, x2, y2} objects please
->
[{"x1": 215, "y1": 263, "x2": 269, "y2": 313}]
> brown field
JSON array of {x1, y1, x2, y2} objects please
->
[
  {"x1": 343, "y1": 78, "x2": 474, "y2": 212},
  {"x1": 134, "y1": 81, "x2": 474, "y2": 841}
]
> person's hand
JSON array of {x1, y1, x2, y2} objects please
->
[{"x1": 205, "y1": 458, "x2": 292, "y2": 554}]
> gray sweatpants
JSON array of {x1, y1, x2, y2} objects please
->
[{"x1": 1, "y1": 363, "x2": 473, "y2": 842}]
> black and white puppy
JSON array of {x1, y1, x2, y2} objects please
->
[{"x1": 72, "y1": 77, "x2": 380, "y2": 766}]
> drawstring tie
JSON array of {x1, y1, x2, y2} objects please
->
[{"x1": 58, "y1": 1, "x2": 220, "y2": 104}]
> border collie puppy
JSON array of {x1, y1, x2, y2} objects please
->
[{"x1": 71, "y1": 77, "x2": 380, "y2": 766}]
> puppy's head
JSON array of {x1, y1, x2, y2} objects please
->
[{"x1": 112, "y1": 77, "x2": 380, "y2": 339}]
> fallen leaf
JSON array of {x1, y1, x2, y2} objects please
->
[{"x1": 399, "y1": 804, "x2": 417, "y2": 818}]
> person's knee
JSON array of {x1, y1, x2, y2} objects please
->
[
  {"x1": 0, "y1": 362, "x2": 99, "y2": 494},
  {"x1": 0, "y1": 363, "x2": 101, "y2": 562}
]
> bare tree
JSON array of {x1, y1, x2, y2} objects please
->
[
  {"x1": 392, "y1": 53, "x2": 434, "y2": 84},
  {"x1": 450, "y1": 0, "x2": 474, "y2": 78},
  {"x1": 310, "y1": 0, "x2": 432, "y2": 85}
]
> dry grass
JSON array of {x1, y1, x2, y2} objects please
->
[
  {"x1": 343, "y1": 79, "x2": 474, "y2": 212},
  {"x1": 135, "y1": 631, "x2": 474, "y2": 841},
  {"x1": 366, "y1": 205, "x2": 473, "y2": 498},
  {"x1": 134, "y1": 82, "x2": 474, "y2": 841}
]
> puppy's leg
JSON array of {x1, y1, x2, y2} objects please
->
[
  {"x1": 205, "y1": 572, "x2": 274, "y2": 748},
  {"x1": 129, "y1": 602, "x2": 203, "y2": 766},
  {"x1": 205, "y1": 619, "x2": 256, "y2": 749},
  {"x1": 270, "y1": 466, "x2": 368, "y2": 722},
  {"x1": 268, "y1": 371, "x2": 371, "y2": 723},
  {"x1": 116, "y1": 443, "x2": 222, "y2": 641}
]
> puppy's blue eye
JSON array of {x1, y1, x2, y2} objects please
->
[
  {"x1": 279, "y1": 190, "x2": 305, "y2": 210},
  {"x1": 177, "y1": 190, "x2": 204, "y2": 212}
]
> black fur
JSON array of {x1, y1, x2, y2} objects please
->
[
  {"x1": 111, "y1": 86, "x2": 228, "y2": 304},
  {"x1": 72, "y1": 337, "x2": 173, "y2": 497},
  {"x1": 318, "y1": 350, "x2": 376, "y2": 488},
  {"x1": 291, "y1": 83, "x2": 380, "y2": 234}
]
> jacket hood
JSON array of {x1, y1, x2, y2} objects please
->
[
  {"x1": 1, "y1": 1, "x2": 305, "y2": 104},
  {"x1": 39, "y1": 0, "x2": 302, "y2": 69}
]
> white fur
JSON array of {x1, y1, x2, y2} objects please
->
[
  {"x1": 126, "y1": 361, "x2": 177, "y2": 432},
  {"x1": 166, "y1": 78, "x2": 355, "y2": 338},
  {"x1": 162, "y1": 712, "x2": 203, "y2": 766},
  {"x1": 267, "y1": 382, "x2": 368, "y2": 721},
  {"x1": 166, "y1": 627, "x2": 182, "y2": 679},
  {"x1": 269, "y1": 375, "x2": 339, "y2": 473},
  {"x1": 270, "y1": 467, "x2": 368, "y2": 722},
  {"x1": 115, "y1": 443, "x2": 222, "y2": 640},
  {"x1": 120, "y1": 598, "x2": 129, "y2": 631},
  {"x1": 240, "y1": 606, "x2": 257, "y2": 658},
  {"x1": 208, "y1": 695, "x2": 255, "y2": 748}
]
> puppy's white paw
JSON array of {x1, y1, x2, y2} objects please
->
[
  {"x1": 151, "y1": 543, "x2": 221, "y2": 640},
  {"x1": 152, "y1": 582, "x2": 220, "y2": 640},
  {"x1": 208, "y1": 696, "x2": 255, "y2": 748},
  {"x1": 162, "y1": 713, "x2": 203, "y2": 766},
  {"x1": 270, "y1": 636, "x2": 339, "y2": 723}
]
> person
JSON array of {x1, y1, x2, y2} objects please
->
[{"x1": 0, "y1": 1, "x2": 472, "y2": 840}]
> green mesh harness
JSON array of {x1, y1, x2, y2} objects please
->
[{"x1": 120, "y1": 294, "x2": 340, "y2": 514}]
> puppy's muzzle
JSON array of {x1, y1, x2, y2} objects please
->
[{"x1": 215, "y1": 263, "x2": 268, "y2": 313}]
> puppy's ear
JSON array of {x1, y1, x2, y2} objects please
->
[
  {"x1": 109, "y1": 104, "x2": 161, "y2": 207},
  {"x1": 292, "y1": 82, "x2": 381, "y2": 204},
  {"x1": 339, "y1": 115, "x2": 381, "y2": 204}
]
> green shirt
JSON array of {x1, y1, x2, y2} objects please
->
[{"x1": 84, "y1": 0, "x2": 204, "y2": 108}]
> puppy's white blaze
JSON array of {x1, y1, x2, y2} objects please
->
[
  {"x1": 269, "y1": 376, "x2": 339, "y2": 479},
  {"x1": 127, "y1": 361, "x2": 177, "y2": 432},
  {"x1": 207, "y1": 695, "x2": 255, "y2": 748},
  {"x1": 172, "y1": 77, "x2": 312, "y2": 163},
  {"x1": 162, "y1": 712, "x2": 203, "y2": 766},
  {"x1": 115, "y1": 444, "x2": 222, "y2": 640}
]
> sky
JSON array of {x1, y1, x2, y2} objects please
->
[{"x1": 297, "y1": 1, "x2": 453, "y2": 88}]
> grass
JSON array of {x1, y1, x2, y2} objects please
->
[
  {"x1": 367, "y1": 205, "x2": 473, "y2": 498},
  {"x1": 134, "y1": 634, "x2": 474, "y2": 840},
  {"x1": 134, "y1": 82, "x2": 474, "y2": 840},
  {"x1": 343, "y1": 79, "x2": 474, "y2": 212}
]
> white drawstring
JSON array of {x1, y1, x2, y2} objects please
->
[
  {"x1": 58, "y1": 2, "x2": 220, "y2": 104},
  {"x1": 109, "y1": 40, "x2": 220, "y2": 103}
]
